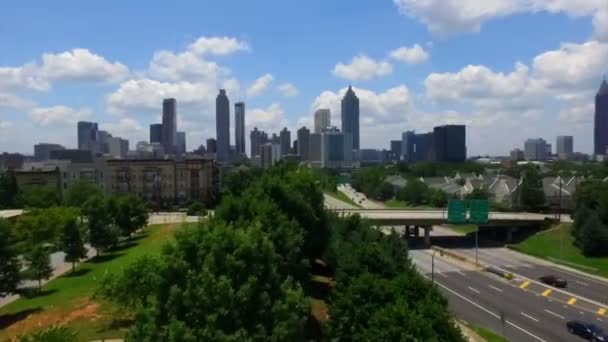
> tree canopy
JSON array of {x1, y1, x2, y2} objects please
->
[{"x1": 0, "y1": 219, "x2": 20, "y2": 297}]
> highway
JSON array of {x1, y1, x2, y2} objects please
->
[
  {"x1": 410, "y1": 249, "x2": 608, "y2": 342},
  {"x1": 454, "y1": 247, "x2": 608, "y2": 307}
]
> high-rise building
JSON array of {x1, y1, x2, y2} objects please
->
[
  {"x1": 206, "y1": 138, "x2": 217, "y2": 154},
  {"x1": 556, "y1": 136, "x2": 574, "y2": 160},
  {"x1": 297, "y1": 126, "x2": 310, "y2": 160},
  {"x1": 510, "y1": 148, "x2": 524, "y2": 161},
  {"x1": 250, "y1": 127, "x2": 269, "y2": 157},
  {"x1": 279, "y1": 127, "x2": 291, "y2": 156},
  {"x1": 235, "y1": 102, "x2": 245, "y2": 156},
  {"x1": 341, "y1": 86, "x2": 360, "y2": 150},
  {"x1": 150, "y1": 124, "x2": 162, "y2": 143},
  {"x1": 97, "y1": 130, "x2": 112, "y2": 154},
  {"x1": 403, "y1": 131, "x2": 433, "y2": 162},
  {"x1": 176, "y1": 132, "x2": 186, "y2": 154},
  {"x1": 34, "y1": 143, "x2": 65, "y2": 161},
  {"x1": 390, "y1": 140, "x2": 402, "y2": 161},
  {"x1": 216, "y1": 89, "x2": 230, "y2": 162},
  {"x1": 162, "y1": 98, "x2": 177, "y2": 154},
  {"x1": 595, "y1": 79, "x2": 608, "y2": 156},
  {"x1": 524, "y1": 138, "x2": 549, "y2": 161},
  {"x1": 77, "y1": 121, "x2": 99, "y2": 152},
  {"x1": 309, "y1": 133, "x2": 322, "y2": 164},
  {"x1": 320, "y1": 127, "x2": 352, "y2": 169},
  {"x1": 314, "y1": 109, "x2": 331, "y2": 134},
  {"x1": 107, "y1": 137, "x2": 129, "y2": 157},
  {"x1": 432, "y1": 125, "x2": 466, "y2": 162}
]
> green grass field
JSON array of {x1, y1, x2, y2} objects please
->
[
  {"x1": 0, "y1": 223, "x2": 180, "y2": 341},
  {"x1": 471, "y1": 325, "x2": 508, "y2": 342},
  {"x1": 384, "y1": 199, "x2": 408, "y2": 208},
  {"x1": 512, "y1": 223, "x2": 608, "y2": 278},
  {"x1": 325, "y1": 191, "x2": 361, "y2": 208}
]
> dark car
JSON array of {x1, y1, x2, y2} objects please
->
[
  {"x1": 567, "y1": 320, "x2": 606, "y2": 341},
  {"x1": 539, "y1": 275, "x2": 568, "y2": 288}
]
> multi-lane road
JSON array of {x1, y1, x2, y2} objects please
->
[{"x1": 411, "y1": 249, "x2": 608, "y2": 342}]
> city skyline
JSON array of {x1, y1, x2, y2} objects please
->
[{"x1": 1, "y1": 1, "x2": 607, "y2": 156}]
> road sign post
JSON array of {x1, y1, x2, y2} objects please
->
[
  {"x1": 469, "y1": 200, "x2": 490, "y2": 224},
  {"x1": 447, "y1": 199, "x2": 467, "y2": 224}
]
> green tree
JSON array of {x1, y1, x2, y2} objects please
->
[
  {"x1": 127, "y1": 221, "x2": 309, "y2": 341},
  {"x1": 63, "y1": 181, "x2": 102, "y2": 208},
  {"x1": 83, "y1": 195, "x2": 114, "y2": 255},
  {"x1": 61, "y1": 219, "x2": 87, "y2": 272},
  {"x1": 0, "y1": 170, "x2": 18, "y2": 209},
  {"x1": 0, "y1": 219, "x2": 20, "y2": 297},
  {"x1": 17, "y1": 325, "x2": 78, "y2": 342},
  {"x1": 114, "y1": 195, "x2": 149, "y2": 238},
  {"x1": 26, "y1": 246, "x2": 53, "y2": 291},
  {"x1": 577, "y1": 212, "x2": 608, "y2": 256},
  {"x1": 18, "y1": 185, "x2": 61, "y2": 208},
  {"x1": 186, "y1": 200, "x2": 207, "y2": 216},
  {"x1": 520, "y1": 167, "x2": 545, "y2": 210},
  {"x1": 98, "y1": 255, "x2": 162, "y2": 309},
  {"x1": 377, "y1": 181, "x2": 394, "y2": 201},
  {"x1": 466, "y1": 188, "x2": 490, "y2": 200},
  {"x1": 430, "y1": 189, "x2": 449, "y2": 207},
  {"x1": 15, "y1": 207, "x2": 80, "y2": 249},
  {"x1": 396, "y1": 177, "x2": 430, "y2": 205}
]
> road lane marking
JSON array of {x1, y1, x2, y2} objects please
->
[
  {"x1": 568, "y1": 298, "x2": 578, "y2": 305},
  {"x1": 521, "y1": 312, "x2": 540, "y2": 322},
  {"x1": 542, "y1": 289, "x2": 552, "y2": 297},
  {"x1": 520, "y1": 281, "x2": 531, "y2": 289},
  {"x1": 468, "y1": 286, "x2": 480, "y2": 294},
  {"x1": 544, "y1": 309, "x2": 565, "y2": 320},
  {"x1": 575, "y1": 280, "x2": 590, "y2": 286},
  {"x1": 421, "y1": 275, "x2": 548, "y2": 342},
  {"x1": 456, "y1": 271, "x2": 466, "y2": 276},
  {"x1": 488, "y1": 285, "x2": 503, "y2": 293},
  {"x1": 598, "y1": 308, "x2": 606, "y2": 316},
  {"x1": 437, "y1": 272, "x2": 448, "y2": 278}
]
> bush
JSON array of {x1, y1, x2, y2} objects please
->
[
  {"x1": 17, "y1": 325, "x2": 77, "y2": 342},
  {"x1": 186, "y1": 201, "x2": 207, "y2": 216}
]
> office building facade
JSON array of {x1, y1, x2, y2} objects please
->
[
  {"x1": 314, "y1": 109, "x2": 331, "y2": 134},
  {"x1": 235, "y1": 102, "x2": 245, "y2": 156},
  {"x1": 176, "y1": 132, "x2": 186, "y2": 155},
  {"x1": 150, "y1": 124, "x2": 162, "y2": 143},
  {"x1": 77, "y1": 121, "x2": 99, "y2": 152},
  {"x1": 297, "y1": 126, "x2": 310, "y2": 161},
  {"x1": 162, "y1": 98, "x2": 177, "y2": 154},
  {"x1": 320, "y1": 127, "x2": 352, "y2": 169},
  {"x1": 595, "y1": 79, "x2": 608, "y2": 156},
  {"x1": 524, "y1": 138, "x2": 549, "y2": 161},
  {"x1": 34, "y1": 143, "x2": 65, "y2": 161},
  {"x1": 403, "y1": 131, "x2": 433, "y2": 162},
  {"x1": 556, "y1": 136, "x2": 573, "y2": 160},
  {"x1": 250, "y1": 127, "x2": 268, "y2": 157},
  {"x1": 390, "y1": 140, "x2": 402, "y2": 161},
  {"x1": 216, "y1": 89, "x2": 230, "y2": 162},
  {"x1": 206, "y1": 138, "x2": 217, "y2": 154},
  {"x1": 341, "y1": 86, "x2": 360, "y2": 150},
  {"x1": 280, "y1": 127, "x2": 291, "y2": 156},
  {"x1": 433, "y1": 125, "x2": 466, "y2": 162}
]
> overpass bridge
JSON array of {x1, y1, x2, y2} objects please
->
[{"x1": 328, "y1": 208, "x2": 556, "y2": 246}]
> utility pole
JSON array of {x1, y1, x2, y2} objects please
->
[
  {"x1": 431, "y1": 249, "x2": 438, "y2": 286},
  {"x1": 475, "y1": 227, "x2": 479, "y2": 266}
]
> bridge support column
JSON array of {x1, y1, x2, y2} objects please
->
[
  {"x1": 414, "y1": 226, "x2": 419, "y2": 239},
  {"x1": 506, "y1": 227, "x2": 514, "y2": 243},
  {"x1": 424, "y1": 226, "x2": 431, "y2": 247},
  {"x1": 405, "y1": 225, "x2": 410, "y2": 238}
]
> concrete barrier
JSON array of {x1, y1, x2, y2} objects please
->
[{"x1": 430, "y1": 246, "x2": 514, "y2": 280}]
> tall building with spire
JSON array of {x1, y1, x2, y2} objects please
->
[
  {"x1": 216, "y1": 89, "x2": 230, "y2": 162},
  {"x1": 341, "y1": 86, "x2": 360, "y2": 150},
  {"x1": 595, "y1": 78, "x2": 608, "y2": 156}
]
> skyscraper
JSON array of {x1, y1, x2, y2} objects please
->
[
  {"x1": 206, "y1": 138, "x2": 217, "y2": 153},
  {"x1": 314, "y1": 109, "x2": 331, "y2": 134},
  {"x1": 162, "y1": 98, "x2": 177, "y2": 154},
  {"x1": 250, "y1": 127, "x2": 268, "y2": 157},
  {"x1": 432, "y1": 125, "x2": 466, "y2": 162},
  {"x1": 524, "y1": 138, "x2": 549, "y2": 161},
  {"x1": 150, "y1": 124, "x2": 162, "y2": 143},
  {"x1": 216, "y1": 89, "x2": 230, "y2": 162},
  {"x1": 390, "y1": 140, "x2": 402, "y2": 161},
  {"x1": 297, "y1": 126, "x2": 310, "y2": 161},
  {"x1": 34, "y1": 143, "x2": 65, "y2": 161},
  {"x1": 280, "y1": 127, "x2": 291, "y2": 156},
  {"x1": 595, "y1": 79, "x2": 608, "y2": 156},
  {"x1": 176, "y1": 131, "x2": 186, "y2": 154},
  {"x1": 235, "y1": 102, "x2": 245, "y2": 156},
  {"x1": 556, "y1": 136, "x2": 573, "y2": 160},
  {"x1": 321, "y1": 127, "x2": 352, "y2": 169},
  {"x1": 341, "y1": 86, "x2": 360, "y2": 150},
  {"x1": 77, "y1": 121, "x2": 99, "y2": 152}
]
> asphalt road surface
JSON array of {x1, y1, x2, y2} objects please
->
[
  {"x1": 410, "y1": 249, "x2": 608, "y2": 342},
  {"x1": 454, "y1": 247, "x2": 608, "y2": 306}
]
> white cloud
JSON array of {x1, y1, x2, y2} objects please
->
[
  {"x1": 393, "y1": 0, "x2": 606, "y2": 37},
  {"x1": 41, "y1": 48, "x2": 129, "y2": 82},
  {"x1": 0, "y1": 64, "x2": 49, "y2": 91},
  {"x1": 332, "y1": 55, "x2": 393, "y2": 81},
  {"x1": 389, "y1": 44, "x2": 429, "y2": 64},
  {"x1": 247, "y1": 73, "x2": 274, "y2": 97},
  {"x1": 29, "y1": 105, "x2": 92, "y2": 126},
  {"x1": 148, "y1": 50, "x2": 225, "y2": 82},
  {"x1": 278, "y1": 82, "x2": 299, "y2": 97},
  {"x1": 559, "y1": 103, "x2": 594, "y2": 124},
  {"x1": 187, "y1": 36, "x2": 249, "y2": 56},
  {"x1": 0, "y1": 121, "x2": 12, "y2": 129},
  {"x1": 0, "y1": 93, "x2": 35, "y2": 112},
  {"x1": 248, "y1": 103, "x2": 288, "y2": 133},
  {"x1": 102, "y1": 118, "x2": 144, "y2": 139}
]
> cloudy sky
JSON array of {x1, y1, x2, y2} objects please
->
[{"x1": 1, "y1": 0, "x2": 607, "y2": 156}]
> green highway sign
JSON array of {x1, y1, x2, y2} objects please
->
[
  {"x1": 448, "y1": 199, "x2": 467, "y2": 224},
  {"x1": 469, "y1": 200, "x2": 490, "y2": 224}
]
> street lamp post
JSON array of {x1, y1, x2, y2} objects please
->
[
  {"x1": 475, "y1": 227, "x2": 479, "y2": 266},
  {"x1": 431, "y1": 249, "x2": 438, "y2": 285}
]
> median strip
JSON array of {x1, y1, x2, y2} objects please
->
[
  {"x1": 520, "y1": 281, "x2": 531, "y2": 289},
  {"x1": 598, "y1": 308, "x2": 606, "y2": 316},
  {"x1": 568, "y1": 298, "x2": 577, "y2": 305},
  {"x1": 542, "y1": 289, "x2": 552, "y2": 297}
]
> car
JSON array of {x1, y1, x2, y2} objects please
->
[
  {"x1": 567, "y1": 320, "x2": 606, "y2": 341},
  {"x1": 539, "y1": 275, "x2": 568, "y2": 288}
]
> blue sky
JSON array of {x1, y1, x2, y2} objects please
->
[{"x1": 1, "y1": 0, "x2": 607, "y2": 155}]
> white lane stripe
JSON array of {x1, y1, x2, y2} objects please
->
[
  {"x1": 521, "y1": 312, "x2": 540, "y2": 322},
  {"x1": 544, "y1": 310, "x2": 565, "y2": 320},
  {"x1": 575, "y1": 280, "x2": 590, "y2": 286},
  {"x1": 422, "y1": 275, "x2": 548, "y2": 342},
  {"x1": 437, "y1": 271, "x2": 448, "y2": 278},
  {"x1": 468, "y1": 286, "x2": 481, "y2": 294},
  {"x1": 456, "y1": 271, "x2": 466, "y2": 276},
  {"x1": 488, "y1": 285, "x2": 504, "y2": 293}
]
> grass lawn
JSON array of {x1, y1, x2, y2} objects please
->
[
  {"x1": 445, "y1": 224, "x2": 478, "y2": 235},
  {"x1": 0, "y1": 223, "x2": 181, "y2": 342},
  {"x1": 384, "y1": 199, "x2": 409, "y2": 208},
  {"x1": 325, "y1": 190, "x2": 361, "y2": 208},
  {"x1": 512, "y1": 223, "x2": 608, "y2": 278},
  {"x1": 471, "y1": 324, "x2": 508, "y2": 342}
]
